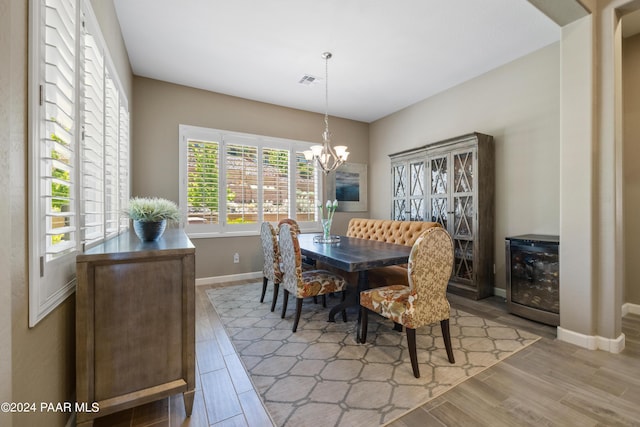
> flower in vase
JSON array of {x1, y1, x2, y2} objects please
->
[
  {"x1": 317, "y1": 199, "x2": 338, "y2": 239},
  {"x1": 317, "y1": 199, "x2": 338, "y2": 221}
]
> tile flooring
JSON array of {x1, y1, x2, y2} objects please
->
[
  {"x1": 93, "y1": 280, "x2": 640, "y2": 427},
  {"x1": 94, "y1": 280, "x2": 272, "y2": 427}
]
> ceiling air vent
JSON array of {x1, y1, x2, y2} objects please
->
[{"x1": 298, "y1": 74, "x2": 319, "y2": 86}]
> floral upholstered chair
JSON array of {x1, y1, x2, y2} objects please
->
[
  {"x1": 277, "y1": 218, "x2": 301, "y2": 235},
  {"x1": 359, "y1": 226, "x2": 455, "y2": 378},
  {"x1": 278, "y1": 223, "x2": 348, "y2": 332},
  {"x1": 278, "y1": 218, "x2": 317, "y2": 276},
  {"x1": 260, "y1": 222, "x2": 283, "y2": 312}
]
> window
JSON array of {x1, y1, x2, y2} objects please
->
[
  {"x1": 81, "y1": 13, "x2": 105, "y2": 245},
  {"x1": 226, "y1": 142, "x2": 258, "y2": 225},
  {"x1": 179, "y1": 125, "x2": 321, "y2": 237},
  {"x1": 262, "y1": 147, "x2": 290, "y2": 222},
  {"x1": 28, "y1": 0, "x2": 130, "y2": 326}
]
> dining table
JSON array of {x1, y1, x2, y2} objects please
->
[{"x1": 297, "y1": 233, "x2": 412, "y2": 323}]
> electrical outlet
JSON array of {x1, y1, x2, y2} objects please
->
[{"x1": 233, "y1": 252, "x2": 240, "y2": 264}]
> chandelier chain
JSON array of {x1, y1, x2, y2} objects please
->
[
  {"x1": 302, "y1": 51, "x2": 348, "y2": 174},
  {"x1": 324, "y1": 52, "x2": 329, "y2": 134}
]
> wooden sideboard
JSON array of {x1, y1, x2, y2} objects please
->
[{"x1": 75, "y1": 228, "x2": 195, "y2": 426}]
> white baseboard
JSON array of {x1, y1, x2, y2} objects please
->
[
  {"x1": 557, "y1": 327, "x2": 626, "y2": 353},
  {"x1": 196, "y1": 271, "x2": 262, "y2": 286},
  {"x1": 557, "y1": 302, "x2": 637, "y2": 353},
  {"x1": 622, "y1": 302, "x2": 640, "y2": 316},
  {"x1": 493, "y1": 287, "x2": 506, "y2": 299}
]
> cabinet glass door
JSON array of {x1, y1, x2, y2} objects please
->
[
  {"x1": 452, "y1": 150, "x2": 475, "y2": 283},
  {"x1": 392, "y1": 159, "x2": 425, "y2": 221},
  {"x1": 429, "y1": 155, "x2": 448, "y2": 228},
  {"x1": 390, "y1": 133, "x2": 493, "y2": 299},
  {"x1": 408, "y1": 160, "x2": 425, "y2": 221},
  {"x1": 391, "y1": 164, "x2": 406, "y2": 220}
]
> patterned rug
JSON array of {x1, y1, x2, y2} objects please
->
[{"x1": 206, "y1": 283, "x2": 539, "y2": 427}]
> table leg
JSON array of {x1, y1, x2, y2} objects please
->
[{"x1": 328, "y1": 270, "x2": 368, "y2": 322}]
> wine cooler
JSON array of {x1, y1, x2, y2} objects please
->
[{"x1": 505, "y1": 234, "x2": 559, "y2": 326}]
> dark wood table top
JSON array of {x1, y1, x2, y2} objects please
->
[{"x1": 298, "y1": 233, "x2": 411, "y2": 272}]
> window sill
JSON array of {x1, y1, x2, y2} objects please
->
[{"x1": 186, "y1": 226, "x2": 322, "y2": 239}]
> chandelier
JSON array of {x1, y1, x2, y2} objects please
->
[{"x1": 303, "y1": 52, "x2": 349, "y2": 174}]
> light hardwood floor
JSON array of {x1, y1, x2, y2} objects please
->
[{"x1": 94, "y1": 280, "x2": 640, "y2": 427}]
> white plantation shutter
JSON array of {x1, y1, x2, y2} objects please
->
[
  {"x1": 295, "y1": 151, "x2": 318, "y2": 222},
  {"x1": 186, "y1": 139, "x2": 220, "y2": 227},
  {"x1": 29, "y1": 0, "x2": 79, "y2": 326},
  {"x1": 29, "y1": 0, "x2": 130, "y2": 326},
  {"x1": 179, "y1": 125, "x2": 321, "y2": 237},
  {"x1": 104, "y1": 74, "x2": 119, "y2": 236},
  {"x1": 43, "y1": 0, "x2": 77, "y2": 258},
  {"x1": 262, "y1": 147, "x2": 289, "y2": 222},
  {"x1": 80, "y1": 21, "x2": 104, "y2": 245},
  {"x1": 226, "y1": 142, "x2": 259, "y2": 225},
  {"x1": 118, "y1": 104, "x2": 130, "y2": 232}
]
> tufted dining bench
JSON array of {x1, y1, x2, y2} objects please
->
[
  {"x1": 317, "y1": 218, "x2": 442, "y2": 288},
  {"x1": 346, "y1": 218, "x2": 442, "y2": 287},
  {"x1": 346, "y1": 218, "x2": 440, "y2": 245}
]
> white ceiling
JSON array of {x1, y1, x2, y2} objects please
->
[{"x1": 113, "y1": 0, "x2": 560, "y2": 123}]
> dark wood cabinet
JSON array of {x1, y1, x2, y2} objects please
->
[
  {"x1": 390, "y1": 132, "x2": 495, "y2": 299},
  {"x1": 75, "y1": 229, "x2": 195, "y2": 426}
]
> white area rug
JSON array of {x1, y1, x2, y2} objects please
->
[{"x1": 207, "y1": 282, "x2": 539, "y2": 427}]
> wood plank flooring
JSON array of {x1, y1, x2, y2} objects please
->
[{"x1": 93, "y1": 280, "x2": 640, "y2": 427}]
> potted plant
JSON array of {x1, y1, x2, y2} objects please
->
[{"x1": 125, "y1": 197, "x2": 181, "y2": 241}]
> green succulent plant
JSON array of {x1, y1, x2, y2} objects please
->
[{"x1": 125, "y1": 197, "x2": 181, "y2": 222}]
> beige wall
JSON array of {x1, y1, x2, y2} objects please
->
[
  {"x1": 624, "y1": 32, "x2": 640, "y2": 304},
  {"x1": 369, "y1": 43, "x2": 561, "y2": 291},
  {"x1": 131, "y1": 77, "x2": 369, "y2": 278},
  {"x1": 1, "y1": 1, "x2": 19, "y2": 425},
  {"x1": 557, "y1": 0, "x2": 639, "y2": 345},
  {"x1": 559, "y1": 13, "x2": 598, "y2": 337},
  {"x1": 0, "y1": 1, "x2": 132, "y2": 426},
  {"x1": 2, "y1": 0, "x2": 75, "y2": 425}
]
